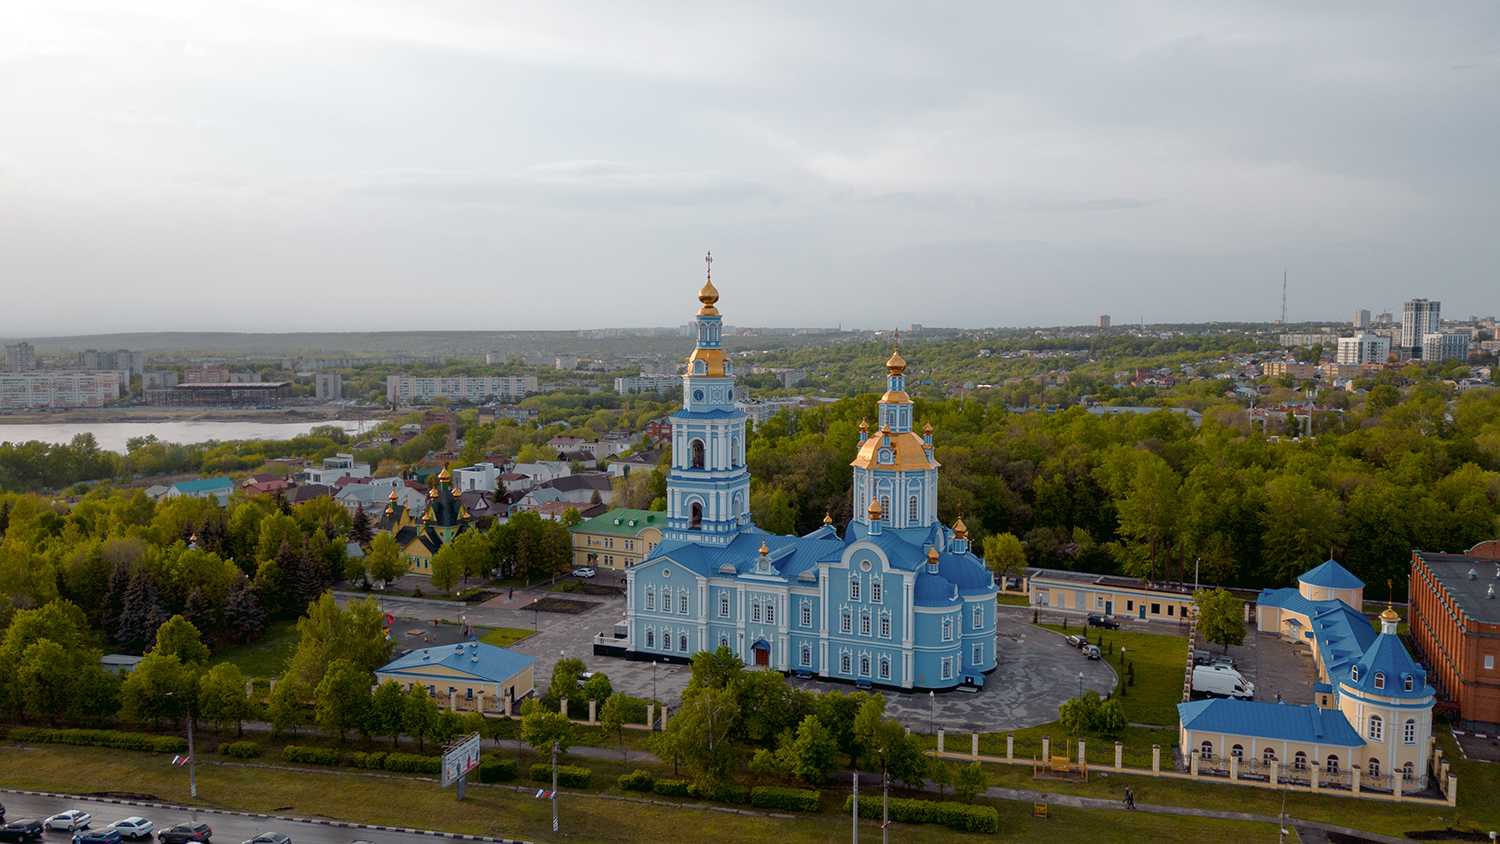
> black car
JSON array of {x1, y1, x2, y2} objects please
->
[
  {"x1": 0, "y1": 820, "x2": 45, "y2": 843},
  {"x1": 242, "y1": 833, "x2": 290, "y2": 844},
  {"x1": 1086, "y1": 614, "x2": 1120, "y2": 630},
  {"x1": 74, "y1": 831, "x2": 122, "y2": 844},
  {"x1": 0, "y1": 804, "x2": 5, "y2": 823},
  {"x1": 157, "y1": 825, "x2": 211, "y2": 844}
]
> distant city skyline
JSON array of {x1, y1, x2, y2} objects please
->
[{"x1": 2, "y1": 2, "x2": 1497, "y2": 334}]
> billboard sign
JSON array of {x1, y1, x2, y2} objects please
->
[{"x1": 441, "y1": 732, "x2": 482, "y2": 788}]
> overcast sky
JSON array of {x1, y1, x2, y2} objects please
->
[{"x1": 1, "y1": 2, "x2": 1497, "y2": 334}]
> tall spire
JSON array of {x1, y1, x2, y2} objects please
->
[{"x1": 698, "y1": 250, "x2": 719, "y2": 316}]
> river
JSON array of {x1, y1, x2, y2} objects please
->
[{"x1": 0, "y1": 420, "x2": 368, "y2": 453}]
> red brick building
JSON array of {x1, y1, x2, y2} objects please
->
[{"x1": 1409, "y1": 540, "x2": 1500, "y2": 726}]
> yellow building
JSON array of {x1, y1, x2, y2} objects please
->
[
  {"x1": 570, "y1": 508, "x2": 664, "y2": 571},
  {"x1": 379, "y1": 465, "x2": 475, "y2": 574},
  {"x1": 1026, "y1": 568, "x2": 1195, "y2": 623},
  {"x1": 375, "y1": 641, "x2": 534, "y2": 715}
]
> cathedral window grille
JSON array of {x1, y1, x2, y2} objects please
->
[
  {"x1": 662, "y1": 631, "x2": 672, "y2": 652},
  {"x1": 878, "y1": 656, "x2": 891, "y2": 680},
  {"x1": 880, "y1": 496, "x2": 891, "y2": 520},
  {"x1": 940, "y1": 656, "x2": 954, "y2": 680},
  {"x1": 840, "y1": 610, "x2": 851, "y2": 634},
  {"x1": 800, "y1": 644, "x2": 812, "y2": 667},
  {"x1": 871, "y1": 579, "x2": 882, "y2": 603},
  {"x1": 765, "y1": 601, "x2": 775, "y2": 625},
  {"x1": 860, "y1": 610, "x2": 871, "y2": 636},
  {"x1": 850, "y1": 576, "x2": 860, "y2": 602},
  {"x1": 840, "y1": 652, "x2": 851, "y2": 674},
  {"x1": 719, "y1": 593, "x2": 730, "y2": 618},
  {"x1": 859, "y1": 654, "x2": 871, "y2": 676},
  {"x1": 908, "y1": 496, "x2": 918, "y2": 523},
  {"x1": 751, "y1": 601, "x2": 762, "y2": 623},
  {"x1": 1368, "y1": 714, "x2": 1383, "y2": 742},
  {"x1": 942, "y1": 617, "x2": 954, "y2": 642},
  {"x1": 879, "y1": 612, "x2": 891, "y2": 639},
  {"x1": 1403, "y1": 719, "x2": 1416, "y2": 744},
  {"x1": 800, "y1": 601, "x2": 811, "y2": 628}
]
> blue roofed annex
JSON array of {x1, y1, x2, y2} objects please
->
[
  {"x1": 1178, "y1": 699, "x2": 1365, "y2": 747},
  {"x1": 1299, "y1": 558, "x2": 1365, "y2": 590}
]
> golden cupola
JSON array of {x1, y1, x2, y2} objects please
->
[
  {"x1": 886, "y1": 347, "x2": 907, "y2": 375},
  {"x1": 437, "y1": 463, "x2": 453, "y2": 484}
]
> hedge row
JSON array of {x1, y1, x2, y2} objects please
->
[
  {"x1": 652, "y1": 778, "x2": 690, "y2": 797},
  {"x1": 842, "y1": 795, "x2": 999, "y2": 834},
  {"x1": 751, "y1": 786, "x2": 821, "y2": 813},
  {"x1": 691, "y1": 782, "x2": 749, "y2": 805},
  {"x1": 617, "y1": 769, "x2": 655, "y2": 792},
  {"x1": 8, "y1": 727, "x2": 186, "y2": 754},
  {"x1": 282, "y1": 745, "x2": 341, "y2": 766},
  {"x1": 530, "y1": 763, "x2": 591, "y2": 788},
  {"x1": 220, "y1": 741, "x2": 261, "y2": 759},
  {"x1": 478, "y1": 758, "x2": 517, "y2": 783}
]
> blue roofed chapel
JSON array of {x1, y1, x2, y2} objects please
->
[{"x1": 624, "y1": 261, "x2": 999, "y2": 690}]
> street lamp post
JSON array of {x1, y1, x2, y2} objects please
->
[
  {"x1": 1077, "y1": 671, "x2": 1084, "y2": 698},
  {"x1": 551, "y1": 738, "x2": 559, "y2": 834},
  {"x1": 928, "y1": 690, "x2": 935, "y2": 735},
  {"x1": 163, "y1": 691, "x2": 197, "y2": 799},
  {"x1": 880, "y1": 752, "x2": 889, "y2": 844},
  {"x1": 851, "y1": 770, "x2": 859, "y2": 844},
  {"x1": 651, "y1": 660, "x2": 658, "y2": 705}
]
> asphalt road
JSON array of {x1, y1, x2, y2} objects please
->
[{"x1": 0, "y1": 793, "x2": 522, "y2": 844}]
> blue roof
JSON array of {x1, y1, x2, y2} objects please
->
[
  {"x1": 1298, "y1": 559, "x2": 1364, "y2": 590},
  {"x1": 1178, "y1": 699, "x2": 1365, "y2": 747},
  {"x1": 379, "y1": 641, "x2": 534, "y2": 683},
  {"x1": 1347, "y1": 632, "x2": 1432, "y2": 699},
  {"x1": 914, "y1": 570, "x2": 960, "y2": 606},
  {"x1": 1256, "y1": 587, "x2": 1315, "y2": 614},
  {"x1": 174, "y1": 476, "x2": 233, "y2": 493},
  {"x1": 670, "y1": 408, "x2": 745, "y2": 420},
  {"x1": 1308, "y1": 602, "x2": 1378, "y2": 680}
]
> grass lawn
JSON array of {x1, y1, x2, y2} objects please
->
[
  {"x1": 1040, "y1": 623, "x2": 1186, "y2": 725},
  {"x1": 209, "y1": 620, "x2": 299, "y2": 679},
  {"x1": 0, "y1": 742, "x2": 1288, "y2": 843},
  {"x1": 997, "y1": 593, "x2": 1031, "y2": 606},
  {"x1": 479, "y1": 626, "x2": 536, "y2": 648}
]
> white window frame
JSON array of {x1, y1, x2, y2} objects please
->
[
  {"x1": 850, "y1": 576, "x2": 861, "y2": 602},
  {"x1": 645, "y1": 587, "x2": 655, "y2": 612},
  {"x1": 679, "y1": 632, "x2": 688, "y2": 653},
  {"x1": 972, "y1": 604, "x2": 982, "y2": 629},
  {"x1": 942, "y1": 616, "x2": 954, "y2": 642},
  {"x1": 908, "y1": 496, "x2": 918, "y2": 522},
  {"x1": 972, "y1": 643, "x2": 982, "y2": 664},
  {"x1": 860, "y1": 610, "x2": 871, "y2": 636},
  {"x1": 751, "y1": 601, "x2": 762, "y2": 623},
  {"x1": 840, "y1": 610, "x2": 851, "y2": 634},
  {"x1": 840, "y1": 652, "x2": 851, "y2": 674},
  {"x1": 800, "y1": 601, "x2": 812, "y2": 628},
  {"x1": 719, "y1": 593, "x2": 730, "y2": 618},
  {"x1": 879, "y1": 655, "x2": 891, "y2": 680},
  {"x1": 645, "y1": 627, "x2": 655, "y2": 649},
  {"x1": 859, "y1": 653, "x2": 871, "y2": 676},
  {"x1": 662, "y1": 630, "x2": 672, "y2": 652},
  {"x1": 766, "y1": 600, "x2": 776, "y2": 625},
  {"x1": 871, "y1": 578, "x2": 882, "y2": 604},
  {"x1": 1368, "y1": 714, "x2": 1383, "y2": 742},
  {"x1": 1374, "y1": 672, "x2": 1385, "y2": 690},
  {"x1": 879, "y1": 611, "x2": 891, "y2": 639},
  {"x1": 679, "y1": 589, "x2": 689, "y2": 614},
  {"x1": 940, "y1": 656, "x2": 954, "y2": 680},
  {"x1": 1403, "y1": 719, "x2": 1417, "y2": 745}
]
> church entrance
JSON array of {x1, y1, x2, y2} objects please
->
[{"x1": 752, "y1": 639, "x2": 770, "y2": 667}]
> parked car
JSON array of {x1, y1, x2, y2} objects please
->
[
  {"x1": 73, "y1": 830, "x2": 122, "y2": 844},
  {"x1": 1064, "y1": 634, "x2": 1086, "y2": 649},
  {"x1": 1192, "y1": 664, "x2": 1254, "y2": 699},
  {"x1": 0, "y1": 820, "x2": 44, "y2": 843},
  {"x1": 1191, "y1": 649, "x2": 1213, "y2": 666},
  {"x1": 156, "y1": 824, "x2": 211, "y2": 844},
  {"x1": 107, "y1": 820, "x2": 154, "y2": 841},
  {"x1": 44, "y1": 812, "x2": 92, "y2": 832},
  {"x1": 1086, "y1": 614, "x2": 1120, "y2": 630},
  {"x1": 1082, "y1": 644, "x2": 1101, "y2": 660},
  {"x1": 242, "y1": 833, "x2": 290, "y2": 844},
  {"x1": 1210, "y1": 654, "x2": 1235, "y2": 669},
  {"x1": 0, "y1": 804, "x2": 5, "y2": 823},
  {"x1": 571, "y1": 567, "x2": 597, "y2": 579}
]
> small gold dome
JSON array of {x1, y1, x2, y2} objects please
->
[
  {"x1": 759, "y1": 540, "x2": 770, "y2": 555},
  {"x1": 923, "y1": 421, "x2": 934, "y2": 435},
  {"x1": 886, "y1": 347, "x2": 907, "y2": 375},
  {"x1": 867, "y1": 497, "x2": 884, "y2": 518},
  {"x1": 1380, "y1": 606, "x2": 1400, "y2": 623},
  {"x1": 927, "y1": 547, "x2": 940, "y2": 562},
  {"x1": 858, "y1": 418, "x2": 869, "y2": 432},
  {"x1": 437, "y1": 463, "x2": 452, "y2": 483},
  {"x1": 427, "y1": 485, "x2": 438, "y2": 498},
  {"x1": 952, "y1": 517, "x2": 968, "y2": 539},
  {"x1": 388, "y1": 487, "x2": 399, "y2": 501},
  {"x1": 823, "y1": 512, "x2": 834, "y2": 525}
]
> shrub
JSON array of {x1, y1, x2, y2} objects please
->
[
  {"x1": 383, "y1": 753, "x2": 442, "y2": 775},
  {"x1": 652, "y1": 778, "x2": 691, "y2": 797},
  {"x1": 689, "y1": 782, "x2": 750, "y2": 804},
  {"x1": 751, "y1": 786, "x2": 821, "y2": 813},
  {"x1": 842, "y1": 795, "x2": 999, "y2": 834},
  {"x1": 478, "y1": 758, "x2": 517, "y2": 783},
  {"x1": 220, "y1": 741, "x2": 261, "y2": 759},
  {"x1": 8, "y1": 728, "x2": 186, "y2": 754},
  {"x1": 530, "y1": 763, "x2": 592, "y2": 788},
  {"x1": 617, "y1": 769, "x2": 655, "y2": 792},
  {"x1": 282, "y1": 745, "x2": 341, "y2": 766},
  {"x1": 349, "y1": 751, "x2": 387, "y2": 769}
]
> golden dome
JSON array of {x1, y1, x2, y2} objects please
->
[
  {"x1": 758, "y1": 540, "x2": 770, "y2": 555},
  {"x1": 923, "y1": 421, "x2": 934, "y2": 435},
  {"x1": 387, "y1": 487, "x2": 399, "y2": 501},
  {"x1": 823, "y1": 512, "x2": 834, "y2": 525},
  {"x1": 867, "y1": 497, "x2": 884, "y2": 518},
  {"x1": 927, "y1": 547, "x2": 940, "y2": 562},
  {"x1": 952, "y1": 517, "x2": 968, "y2": 539},
  {"x1": 687, "y1": 346, "x2": 729, "y2": 376},
  {"x1": 886, "y1": 347, "x2": 907, "y2": 375},
  {"x1": 1380, "y1": 606, "x2": 1400, "y2": 624},
  {"x1": 880, "y1": 388, "x2": 912, "y2": 405},
  {"x1": 850, "y1": 429, "x2": 940, "y2": 472},
  {"x1": 437, "y1": 463, "x2": 452, "y2": 483},
  {"x1": 858, "y1": 418, "x2": 869, "y2": 432},
  {"x1": 427, "y1": 485, "x2": 438, "y2": 498}
]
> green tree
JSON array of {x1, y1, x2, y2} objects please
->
[
  {"x1": 518, "y1": 697, "x2": 574, "y2": 754},
  {"x1": 954, "y1": 762, "x2": 986, "y2": 803},
  {"x1": 402, "y1": 684, "x2": 441, "y2": 751},
  {"x1": 369, "y1": 679, "x2": 408, "y2": 747},
  {"x1": 687, "y1": 645, "x2": 745, "y2": 694},
  {"x1": 546, "y1": 657, "x2": 588, "y2": 707},
  {"x1": 598, "y1": 692, "x2": 631, "y2": 762},
  {"x1": 267, "y1": 679, "x2": 308, "y2": 736},
  {"x1": 17, "y1": 639, "x2": 74, "y2": 725},
  {"x1": 120, "y1": 652, "x2": 196, "y2": 728},
  {"x1": 1110, "y1": 452, "x2": 1181, "y2": 581},
  {"x1": 1058, "y1": 690, "x2": 1101, "y2": 738},
  {"x1": 669, "y1": 684, "x2": 741, "y2": 789},
  {"x1": 429, "y1": 543, "x2": 463, "y2": 594},
  {"x1": 1260, "y1": 475, "x2": 1342, "y2": 584},
  {"x1": 929, "y1": 759, "x2": 953, "y2": 798},
  {"x1": 286, "y1": 593, "x2": 392, "y2": 691},
  {"x1": 256, "y1": 513, "x2": 304, "y2": 567},
  {"x1": 197, "y1": 662, "x2": 252, "y2": 735},
  {"x1": 365, "y1": 532, "x2": 406, "y2": 587},
  {"x1": 314, "y1": 658, "x2": 373, "y2": 742},
  {"x1": 581, "y1": 673, "x2": 613, "y2": 706},
  {"x1": 1196, "y1": 587, "x2": 1246, "y2": 653},
  {"x1": 779, "y1": 714, "x2": 838, "y2": 786},
  {"x1": 981, "y1": 532, "x2": 1027, "y2": 583},
  {"x1": 149, "y1": 614, "x2": 211, "y2": 666}
]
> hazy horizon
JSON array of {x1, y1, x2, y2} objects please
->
[{"x1": 3, "y1": 2, "x2": 1497, "y2": 334}]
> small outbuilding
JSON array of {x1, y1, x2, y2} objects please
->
[{"x1": 375, "y1": 641, "x2": 534, "y2": 715}]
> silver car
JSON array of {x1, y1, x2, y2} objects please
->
[
  {"x1": 108, "y1": 819, "x2": 153, "y2": 841},
  {"x1": 44, "y1": 812, "x2": 92, "y2": 832}
]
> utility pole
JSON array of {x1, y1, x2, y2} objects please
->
[
  {"x1": 186, "y1": 714, "x2": 197, "y2": 799},
  {"x1": 551, "y1": 739, "x2": 559, "y2": 834},
  {"x1": 851, "y1": 770, "x2": 859, "y2": 844},
  {"x1": 881, "y1": 762, "x2": 889, "y2": 844}
]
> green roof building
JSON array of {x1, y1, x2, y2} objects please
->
[{"x1": 570, "y1": 508, "x2": 666, "y2": 571}]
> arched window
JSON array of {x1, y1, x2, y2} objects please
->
[
  {"x1": 1325, "y1": 755, "x2": 1340, "y2": 774},
  {"x1": 1401, "y1": 762, "x2": 1415, "y2": 781},
  {"x1": 645, "y1": 587, "x2": 655, "y2": 611},
  {"x1": 908, "y1": 496, "x2": 918, "y2": 522},
  {"x1": 679, "y1": 589, "x2": 688, "y2": 614},
  {"x1": 719, "y1": 593, "x2": 730, "y2": 618},
  {"x1": 1231, "y1": 744, "x2": 1244, "y2": 759},
  {"x1": 1403, "y1": 719, "x2": 1417, "y2": 745},
  {"x1": 689, "y1": 502, "x2": 703, "y2": 530},
  {"x1": 879, "y1": 656, "x2": 891, "y2": 679},
  {"x1": 679, "y1": 633, "x2": 688, "y2": 653},
  {"x1": 1293, "y1": 751, "x2": 1307, "y2": 770},
  {"x1": 800, "y1": 644, "x2": 811, "y2": 666},
  {"x1": 840, "y1": 652, "x2": 851, "y2": 674},
  {"x1": 859, "y1": 654, "x2": 871, "y2": 676},
  {"x1": 1374, "y1": 672, "x2": 1385, "y2": 689},
  {"x1": 645, "y1": 628, "x2": 655, "y2": 648},
  {"x1": 880, "y1": 495, "x2": 891, "y2": 521},
  {"x1": 942, "y1": 617, "x2": 954, "y2": 641},
  {"x1": 1368, "y1": 758, "x2": 1380, "y2": 777},
  {"x1": 1350, "y1": 666, "x2": 1360, "y2": 682},
  {"x1": 1199, "y1": 740, "x2": 1213, "y2": 759},
  {"x1": 850, "y1": 576, "x2": 861, "y2": 602},
  {"x1": 690, "y1": 439, "x2": 705, "y2": 469},
  {"x1": 1403, "y1": 675, "x2": 1414, "y2": 692},
  {"x1": 1262, "y1": 747, "x2": 1277, "y2": 764},
  {"x1": 661, "y1": 632, "x2": 672, "y2": 652},
  {"x1": 1368, "y1": 714, "x2": 1383, "y2": 742}
]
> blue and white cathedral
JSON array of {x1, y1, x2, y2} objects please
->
[{"x1": 624, "y1": 261, "x2": 998, "y2": 689}]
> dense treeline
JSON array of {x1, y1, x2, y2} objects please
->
[{"x1": 747, "y1": 383, "x2": 1500, "y2": 593}]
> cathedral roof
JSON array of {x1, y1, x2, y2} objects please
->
[
  {"x1": 1343, "y1": 630, "x2": 1432, "y2": 699},
  {"x1": 849, "y1": 429, "x2": 938, "y2": 472}
]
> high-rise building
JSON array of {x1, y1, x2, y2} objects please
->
[
  {"x1": 1097, "y1": 314, "x2": 1111, "y2": 329},
  {"x1": 4, "y1": 342, "x2": 36, "y2": 372},
  {"x1": 0, "y1": 371, "x2": 121, "y2": 409},
  {"x1": 384, "y1": 374, "x2": 537, "y2": 405},
  {"x1": 1353, "y1": 309, "x2": 1371, "y2": 329},
  {"x1": 314, "y1": 372, "x2": 343, "y2": 401},
  {"x1": 1422, "y1": 332, "x2": 1470, "y2": 363},
  {"x1": 1402, "y1": 299, "x2": 1441, "y2": 357},
  {"x1": 1336, "y1": 333, "x2": 1391, "y2": 365}
]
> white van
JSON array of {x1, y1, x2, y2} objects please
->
[{"x1": 1192, "y1": 664, "x2": 1254, "y2": 699}]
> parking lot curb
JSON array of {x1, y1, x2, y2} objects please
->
[{"x1": 0, "y1": 788, "x2": 528, "y2": 844}]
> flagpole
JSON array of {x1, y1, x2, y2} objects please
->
[{"x1": 186, "y1": 713, "x2": 197, "y2": 798}]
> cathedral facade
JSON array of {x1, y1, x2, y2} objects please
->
[{"x1": 623, "y1": 265, "x2": 998, "y2": 690}]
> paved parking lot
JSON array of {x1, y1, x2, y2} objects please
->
[{"x1": 1216, "y1": 631, "x2": 1316, "y2": 704}]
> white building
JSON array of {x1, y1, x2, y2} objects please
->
[
  {"x1": 298, "y1": 453, "x2": 371, "y2": 485},
  {"x1": 1336, "y1": 334, "x2": 1390, "y2": 366},
  {"x1": 385, "y1": 374, "x2": 537, "y2": 405},
  {"x1": 1401, "y1": 299, "x2": 1441, "y2": 356},
  {"x1": 455, "y1": 462, "x2": 502, "y2": 493},
  {"x1": 4, "y1": 342, "x2": 36, "y2": 372},
  {"x1": 0, "y1": 371, "x2": 121, "y2": 409},
  {"x1": 314, "y1": 372, "x2": 342, "y2": 400},
  {"x1": 336, "y1": 478, "x2": 424, "y2": 515},
  {"x1": 1352, "y1": 309, "x2": 1371, "y2": 329},
  {"x1": 1421, "y1": 331, "x2": 1470, "y2": 363},
  {"x1": 614, "y1": 374, "x2": 679, "y2": 395}
]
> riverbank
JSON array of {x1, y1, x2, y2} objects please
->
[{"x1": 0, "y1": 404, "x2": 386, "y2": 425}]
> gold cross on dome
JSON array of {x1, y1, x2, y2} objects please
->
[{"x1": 705, "y1": 250, "x2": 713, "y2": 279}]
